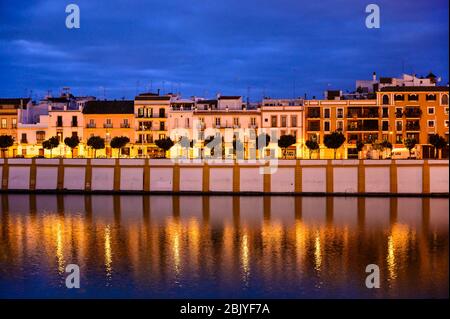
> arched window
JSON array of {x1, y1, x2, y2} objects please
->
[
  {"x1": 382, "y1": 95, "x2": 390, "y2": 105},
  {"x1": 442, "y1": 94, "x2": 449, "y2": 105}
]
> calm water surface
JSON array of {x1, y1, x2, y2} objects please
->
[{"x1": 0, "y1": 194, "x2": 448, "y2": 298}]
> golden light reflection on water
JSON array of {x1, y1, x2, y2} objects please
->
[
  {"x1": 104, "y1": 225, "x2": 112, "y2": 284},
  {"x1": 0, "y1": 195, "x2": 448, "y2": 298}
]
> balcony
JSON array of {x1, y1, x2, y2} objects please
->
[
  {"x1": 405, "y1": 121, "x2": 420, "y2": 131},
  {"x1": 347, "y1": 108, "x2": 379, "y2": 118},
  {"x1": 20, "y1": 139, "x2": 28, "y2": 144},
  {"x1": 120, "y1": 123, "x2": 130, "y2": 128},
  {"x1": 103, "y1": 123, "x2": 113, "y2": 128},
  {"x1": 307, "y1": 121, "x2": 320, "y2": 131},
  {"x1": 307, "y1": 109, "x2": 320, "y2": 118},
  {"x1": 86, "y1": 123, "x2": 96, "y2": 128},
  {"x1": 71, "y1": 121, "x2": 78, "y2": 127},
  {"x1": 248, "y1": 124, "x2": 258, "y2": 129},
  {"x1": 56, "y1": 122, "x2": 63, "y2": 127},
  {"x1": 403, "y1": 108, "x2": 422, "y2": 118},
  {"x1": 347, "y1": 120, "x2": 379, "y2": 131}
]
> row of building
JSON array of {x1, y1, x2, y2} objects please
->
[{"x1": 1, "y1": 73, "x2": 449, "y2": 159}]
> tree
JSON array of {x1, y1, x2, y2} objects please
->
[
  {"x1": 0, "y1": 135, "x2": 14, "y2": 158},
  {"x1": 305, "y1": 140, "x2": 319, "y2": 159},
  {"x1": 256, "y1": 133, "x2": 270, "y2": 149},
  {"x1": 278, "y1": 135, "x2": 296, "y2": 159},
  {"x1": 380, "y1": 140, "x2": 393, "y2": 159},
  {"x1": 429, "y1": 134, "x2": 447, "y2": 159},
  {"x1": 155, "y1": 137, "x2": 174, "y2": 158},
  {"x1": 64, "y1": 135, "x2": 80, "y2": 158},
  {"x1": 404, "y1": 138, "x2": 417, "y2": 158},
  {"x1": 356, "y1": 140, "x2": 364, "y2": 159},
  {"x1": 87, "y1": 136, "x2": 105, "y2": 158},
  {"x1": 43, "y1": 136, "x2": 60, "y2": 158},
  {"x1": 232, "y1": 137, "x2": 244, "y2": 159},
  {"x1": 324, "y1": 132, "x2": 346, "y2": 159},
  {"x1": 204, "y1": 135, "x2": 222, "y2": 158},
  {"x1": 110, "y1": 136, "x2": 130, "y2": 158}
]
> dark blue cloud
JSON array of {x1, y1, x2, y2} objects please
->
[{"x1": 0, "y1": 0, "x2": 448, "y2": 100}]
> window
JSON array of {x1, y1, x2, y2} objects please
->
[
  {"x1": 382, "y1": 95, "x2": 390, "y2": 105},
  {"x1": 57, "y1": 116, "x2": 63, "y2": 127},
  {"x1": 396, "y1": 120, "x2": 403, "y2": 131},
  {"x1": 395, "y1": 107, "x2": 403, "y2": 118},
  {"x1": 186, "y1": 118, "x2": 190, "y2": 128},
  {"x1": 324, "y1": 108, "x2": 330, "y2": 118},
  {"x1": 215, "y1": 118, "x2": 221, "y2": 127},
  {"x1": 36, "y1": 131, "x2": 45, "y2": 144},
  {"x1": 426, "y1": 94, "x2": 436, "y2": 101},
  {"x1": 445, "y1": 120, "x2": 449, "y2": 128},
  {"x1": 12, "y1": 118, "x2": 17, "y2": 128},
  {"x1": 56, "y1": 132, "x2": 63, "y2": 142},
  {"x1": 408, "y1": 94, "x2": 418, "y2": 101},
  {"x1": 324, "y1": 121, "x2": 330, "y2": 132},
  {"x1": 427, "y1": 107, "x2": 435, "y2": 115},
  {"x1": 445, "y1": 107, "x2": 449, "y2": 115},
  {"x1": 281, "y1": 116, "x2": 287, "y2": 127},
  {"x1": 233, "y1": 117, "x2": 239, "y2": 126},
  {"x1": 428, "y1": 120, "x2": 435, "y2": 128},
  {"x1": 441, "y1": 94, "x2": 449, "y2": 105},
  {"x1": 21, "y1": 133, "x2": 27, "y2": 143},
  {"x1": 291, "y1": 116, "x2": 297, "y2": 127},
  {"x1": 382, "y1": 108, "x2": 389, "y2": 118},
  {"x1": 1, "y1": 118, "x2": 6, "y2": 129},
  {"x1": 159, "y1": 108, "x2": 165, "y2": 118},
  {"x1": 336, "y1": 120, "x2": 343, "y2": 131},
  {"x1": 72, "y1": 116, "x2": 78, "y2": 127},
  {"x1": 250, "y1": 117, "x2": 256, "y2": 126},
  {"x1": 271, "y1": 116, "x2": 277, "y2": 127},
  {"x1": 382, "y1": 120, "x2": 389, "y2": 131},
  {"x1": 394, "y1": 94, "x2": 404, "y2": 101},
  {"x1": 337, "y1": 108, "x2": 343, "y2": 118},
  {"x1": 396, "y1": 134, "x2": 403, "y2": 143},
  {"x1": 72, "y1": 132, "x2": 78, "y2": 138}
]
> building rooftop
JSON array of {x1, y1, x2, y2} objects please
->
[
  {"x1": 380, "y1": 86, "x2": 449, "y2": 92},
  {"x1": 83, "y1": 100, "x2": 134, "y2": 114}
]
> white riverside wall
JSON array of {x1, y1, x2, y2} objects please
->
[{"x1": 0, "y1": 158, "x2": 448, "y2": 195}]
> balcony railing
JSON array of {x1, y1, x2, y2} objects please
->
[
  {"x1": 20, "y1": 139, "x2": 27, "y2": 144},
  {"x1": 120, "y1": 123, "x2": 130, "y2": 128},
  {"x1": 103, "y1": 123, "x2": 113, "y2": 128},
  {"x1": 405, "y1": 122, "x2": 420, "y2": 131},
  {"x1": 86, "y1": 123, "x2": 96, "y2": 128},
  {"x1": 403, "y1": 108, "x2": 422, "y2": 118}
]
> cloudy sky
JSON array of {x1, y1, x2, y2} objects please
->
[{"x1": 0, "y1": 0, "x2": 448, "y2": 100}]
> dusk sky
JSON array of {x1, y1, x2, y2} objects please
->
[{"x1": 0, "y1": 0, "x2": 448, "y2": 100}]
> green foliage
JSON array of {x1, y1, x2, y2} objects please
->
[
  {"x1": 42, "y1": 136, "x2": 60, "y2": 157},
  {"x1": 278, "y1": 135, "x2": 296, "y2": 159},
  {"x1": 305, "y1": 139, "x2": 319, "y2": 159},
  {"x1": 110, "y1": 136, "x2": 130, "y2": 157},
  {"x1": 155, "y1": 137, "x2": 174, "y2": 157},
  {"x1": 324, "y1": 132, "x2": 346, "y2": 159},
  {"x1": 0, "y1": 135, "x2": 14, "y2": 157},
  {"x1": 428, "y1": 134, "x2": 447, "y2": 159},
  {"x1": 87, "y1": 136, "x2": 105, "y2": 158},
  {"x1": 64, "y1": 135, "x2": 80, "y2": 158},
  {"x1": 404, "y1": 138, "x2": 417, "y2": 157}
]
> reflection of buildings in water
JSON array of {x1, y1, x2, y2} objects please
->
[{"x1": 0, "y1": 194, "x2": 448, "y2": 297}]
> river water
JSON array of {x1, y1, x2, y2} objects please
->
[{"x1": 0, "y1": 194, "x2": 448, "y2": 298}]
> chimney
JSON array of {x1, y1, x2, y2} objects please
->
[
  {"x1": 157, "y1": 88, "x2": 160, "y2": 96},
  {"x1": 372, "y1": 72, "x2": 377, "y2": 81}
]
